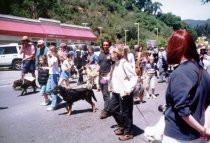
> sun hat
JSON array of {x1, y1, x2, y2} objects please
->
[
  {"x1": 60, "y1": 43, "x2": 67, "y2": 47},
  {"x1": 21, "y1": 36, "x2": 31, "y2": 42}
]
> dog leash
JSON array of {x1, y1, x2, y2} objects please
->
[
  {"x1": 70, "y1": 75, "x2": 99, "y2": 88},
  {"x1": 135, "y1": 104, "x2": 149, "y2": 126}
]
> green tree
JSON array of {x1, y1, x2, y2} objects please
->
[
  {"x1": 202, "y1": 0, "x2": 210, "y2": 3},
  {"x1": 152, "y1": 2, "x2": 162, "y2": 15}
]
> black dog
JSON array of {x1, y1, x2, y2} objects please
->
[
  {"x1": 13, "y1": 79, "x2": 37, "y2": 95},
  {"x1": 52, "y1": 85, "x2": 97, "y2": 116}
]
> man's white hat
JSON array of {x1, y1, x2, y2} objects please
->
[{"x1": 37, "y1": 40, "x2": 44, "y2": 45}]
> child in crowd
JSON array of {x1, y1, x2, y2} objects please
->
[
  {"x1": 45, "y1": 46, "x2": 62, "y2": 111},
  {"x1": 37, "y1": 55, "x2": 50, "y2": 106},
  {"x1": 58, "y1": 53, "x2": 71, "y2": 88},
  {"x1": 143, "y1": 55, "x2": 158, "y2": 99},
  {"x1": 74, "y1": 49, "x2": 87, "y2": 85}
]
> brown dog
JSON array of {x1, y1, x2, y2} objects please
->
[
  {"x1": 132, "y1": 81, "x2": 145, "y2": 103},
  {"x1": 52, "y1": 85, "x2": 97, "y2": 116},
  {"x1": 13, "y1": 79, "x2": 37, "y2": 95}
]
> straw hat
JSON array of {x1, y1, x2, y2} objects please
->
[
  {"x1": 60, "y1": 43, "x2": 67, "y2": 47},
  {"x1": 21, "y1": 36, "x2": 31, "y2": 42},
  {"x1": 160, "y1": 47, "x2": 164, "y2": 50}
]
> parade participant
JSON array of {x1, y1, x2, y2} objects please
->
[
  {"x1": 19, "y1": 36, "x2": 36, "y2": 80},
  {"x1": 35, "y1": 39, "x2": 48, "y2": 66},
  {"x1": 37, "y1": 55, "x2": 50, "y2": 106},
  {"x1": 74, "y1": 49, "x2": 86, "y2": 85},
  {"x1": 124, "y1": 45, "x2": 135, "y2": 71},
  {"x1": 58, "y1": 53, "x2": 71, "y2": 88},
  {"x1": 162, "y1": 29, "x2": 210, "y2": 143},
  {"x1": 108, "y1": 45, "x2": 138, "y2": 141},
  {"x1": 86, "y1": 46, "x2": 99, "y2": 89},
  {"x1": 157, "y1": 46, "x2": 167, "y2": 83},
  {"x1": 143, "y1": 55, "x2": 158, "y2": 99},
  {"x1": 45, "y1": 46, "x2": 62, "y2": 111},
  {"x1": 98, "y1": 40, "x2": 113, "y2": 119},
  {"x1": 58, "y1": 43, "x2": 69, "y2": 59}
]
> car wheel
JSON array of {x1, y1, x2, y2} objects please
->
[{"x1": 13, "y1": 60, "x2": 22, "y2": 70}]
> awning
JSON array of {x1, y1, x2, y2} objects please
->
[
  {"x1": 0, "y1": 19, "x2": 45, "y2": 37},
  {"x1": 41, "y1": 24, "x2": 65, "y2": 38},
  {"x1": 63, "y1": 28, "x2": 97, "y2": 41},
  {"x1": 0, "y1": 18, "x2": 97, "y2": 41}
]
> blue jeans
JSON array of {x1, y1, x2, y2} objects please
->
[{"x1": 46, "y1": 74, "x2": 61, "y2": 108}]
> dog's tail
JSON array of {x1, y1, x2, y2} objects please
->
[{"x1": 90, "y1": 89, "x2": 97, "y2": 102}]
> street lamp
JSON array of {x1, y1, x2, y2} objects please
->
[
  {"x1": 124, "y1": 30, "x2": 129, "y2": 46},
  {"x1": 98, "y1": 27, "x2": 103, "y2": 35},
  {"x1": 154, "y1": 28, "x2": 158, "y2": 47},
  {"x1": 134, "y1": 22, "x2": 140, "y2": 45},
  {"x1": 82, "y1": 23, "x2": 88, "y2": 27}
]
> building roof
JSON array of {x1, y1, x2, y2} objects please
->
[{"x1": 0, "y1": 14, "x2": 96, "y2": 41}]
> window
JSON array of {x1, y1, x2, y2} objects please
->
[
  {"x1": 4, "y1": 46, "x2": 17, "y2": 54},
  {"x1": 0, "y1": 48, "x2": 5, "y2": 55}
]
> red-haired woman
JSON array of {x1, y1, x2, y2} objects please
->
[{"x1": 162, "y1": 29, "x2": 210, "y2": 142}]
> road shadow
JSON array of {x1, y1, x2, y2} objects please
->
[
  {"x1": 133, "y1": 124, "x2": 144, "y2": 136},
  {"x1": 134, "y1": 100, "x2": 146, "y2": 105},
  {"x1": 110, "y1": 124, "x2": 144, "y2": 137},
  {"x1": 0, "y1": 107, "x2": 9, "y2": 110},
  {"x1": 0, "y1": 67, "x2": 14, "y2": 71},
  {"x1": 57, "y1": 102, "x2": 96, "y2": 115},
  {"x1": 17, "y1": 91, "x2": 39, "y2": 97}
]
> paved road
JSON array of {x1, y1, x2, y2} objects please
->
[{"x1": 0, "y1": 69, "x2": 167, "y2": 143}]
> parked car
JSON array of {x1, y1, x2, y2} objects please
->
[{"x1": 0, "y1": 43, "x2": 23, "y2": 70}]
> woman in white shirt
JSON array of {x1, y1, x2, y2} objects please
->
[{"x1": 108, "y1": 45, "x2": 138, "y2": 141}]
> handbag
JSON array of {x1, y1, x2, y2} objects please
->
[{"x1": 122, "y1": 61, "x2": 139, "y2": 96}]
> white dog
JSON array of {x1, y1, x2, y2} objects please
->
[{"x1": 144, "y1": 115, "x2": 165, "y2": 142}]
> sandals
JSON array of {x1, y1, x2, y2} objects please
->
[
  {"x1": 114, "y1": 127, "x2": 124, "y2": 135},
  {"x1": 118, "y1": 134, "x2": 134, "y2": 141}
]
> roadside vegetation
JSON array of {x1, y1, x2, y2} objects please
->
[{"x1": 0, "y1": 0, "x2": 206, "y2": 47}]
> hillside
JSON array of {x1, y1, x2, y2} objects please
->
[
  {"x1": 184, "y1": 19, "x2": 210, "y2": 27},
  {"x1": 0, "y1": 0, "x2": 196, "y2": 47}
]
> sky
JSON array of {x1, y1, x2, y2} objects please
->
[{"x1": 153, "y1": 0, "x2": 210, "y2": 20}]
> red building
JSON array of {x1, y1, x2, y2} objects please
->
[{"x1": 0, "y1": 14, "x2": 97, "y2": 45}]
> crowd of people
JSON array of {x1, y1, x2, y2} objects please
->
[{"x1": 18, "y1": 29, "x2": 210, "y2": 142}]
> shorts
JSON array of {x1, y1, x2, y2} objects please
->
[
  {"x1": 22, "y1": 60, "x2": 35, "y2": 74},
  {"x1": 60, "y1": 70, "x2": 70, "y2": 80},
  {"x1": 144, "y1": 73, "x2": 156, "y2": 89},
  {"x1": 40, "y1": 85, "x2": 47, "y2": 94}
]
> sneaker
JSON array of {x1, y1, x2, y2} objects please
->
[
  {"x1": 46, "y1": 106, "x2": 55, "y2": 111},
  {"x1": 151, "y1": 94, "x2": 157, "y2": 99},
  {"x1": 100, "y1": 111, "x2": 111, "y2": 119},
  {"x1": 146, "y1": 93, "x2": 150, "y2": 99},
  {"x1": 40, "y1": 100, "x2": 50, "y2": 106}
]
